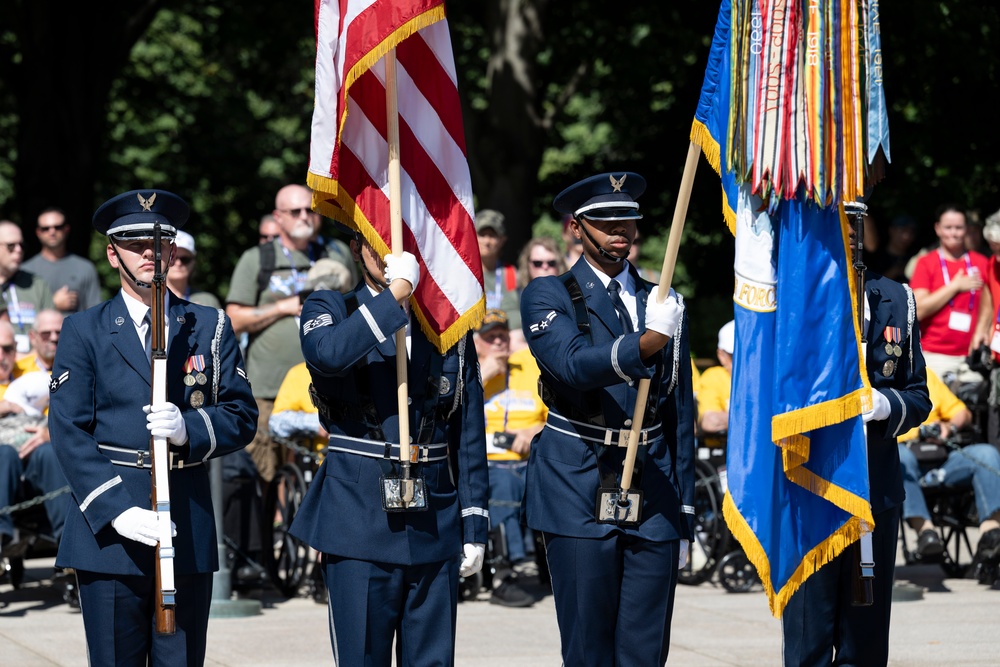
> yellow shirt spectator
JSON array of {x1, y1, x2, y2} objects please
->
[
  {"x1": 270, "y1": 362, "x2": 326, "y2": 452},
  {"x1": 483, "y1": 348, "x2": 547, "y2": 462},
  {"x1": 897, "y1": 368, "x2": 966, "y2": 443}
]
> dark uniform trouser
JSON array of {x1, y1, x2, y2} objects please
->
[
  {"x1": 544, "y1": 531, "x2": 680, "y2": 667},
  {"x1": 323, "y1": 554, "x2": 460, "y2": 667},
  {"x1": 782, "y1": 505, "x2": 900, "y2": 667},
  {"x1": 77, "y1": 570, "x2": 213, "y2": 667}
]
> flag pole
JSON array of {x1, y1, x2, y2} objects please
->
[
  {"x1": 619, "y1": 141, "x2": 700, "y2": 494},
  {"x1": 385, "y1": 50, "x2": 415, "y2": 502}
]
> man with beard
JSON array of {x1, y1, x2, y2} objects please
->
[{"x1": 226, "y1": 185, "x2": 327, "y2": 489}]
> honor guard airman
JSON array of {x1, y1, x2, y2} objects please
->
[
  {"x1": 520, "y1": 172, "x2": 696, "y2": 666},
  {"x1": 290, "y1": 234, "x2": 490, "y2": 666},
  {"x1": 782, "y1": 223, "x2": 931, "y2": 666},
  {"x1": 49, "y1": 190, "x2": 257, "y2": 666}
]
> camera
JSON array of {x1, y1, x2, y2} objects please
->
[
  {"x1": 918, "y1": 423, "x2": 942, "y2": 441},
  {"x1": 492, "y1": 432, "x2": 515, "y2": 449}
]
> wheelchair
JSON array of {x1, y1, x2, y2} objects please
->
[
  {"x1": 262, "y1": 434, "x2": 325, "y2": 601},
  {"x1": 678, "y1": 438, "x2": 761, "y2": 593},
  {"x1": 898, "y1": 432, "x2": 982, "y2": 577},
  {"x1": 0, "y1": 482, "x2": 78, "y2": 607}
]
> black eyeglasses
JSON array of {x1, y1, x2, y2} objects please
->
[
  {"x1": 260, "y1": 234, "x2": 278, "y2": 243},
  {"x1": 2, "y1": 241, "x2": 23, "y2": 252},
  {"x1": 279, "y1": 207, "x2": 312, "y2": 218},
  {"x1": 172, "y1": 255, "x2": 194, "y2": 266},
  {"x1": 38, "y1": 222, "x2": 68, "y2": 232},
  {"x1": 35, "y1": 330, "x2": 61, "y2": 340},
  {"x1": 0, "y1": 344, "x2": 15, "y2": 354},
  {"x1": 530, "y1": 259, "x2": 558, "y2": 269}
]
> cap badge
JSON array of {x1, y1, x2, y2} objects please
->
[
  {"x1": 609, "y1": 173, "x2": 626, "y2": 192},
  {"x1": 137, "y1": 192, "x2": 157, "y2": 211}
]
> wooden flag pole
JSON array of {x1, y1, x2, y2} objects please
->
[
  {"x1": 385, "y1": 50, "x2": 414, "y2": 501},
  {"x1": 619, "y1": 141, "x2": 700, "y2": 494}
]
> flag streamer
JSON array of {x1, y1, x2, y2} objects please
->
[
  {"x1": 308, "y1": 0, "x2": 484, "y2": 352},
  {"x1": 691, "y1": 0, "x2": 885, "y2": 617}
]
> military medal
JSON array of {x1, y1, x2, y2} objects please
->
[
  {"x1": 190, "y1": 390, "x2": 205, "y2": 408},
  {"x1": 882, "y1": 359, "x2": 895, "y2": 376},
  {"x1": 883, "y1": 327, "x2": 903, "y2": 358},
  {"x1": 186, "y1": 354, "x2": 208, "y2": 386}
]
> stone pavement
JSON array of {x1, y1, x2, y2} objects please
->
[{"x1": 1, "y1": 552, "x2": 997, "y2": 665}]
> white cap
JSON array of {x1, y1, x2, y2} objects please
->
[
  {"x1": 174, "y1": 230, "x2": 196, "y2": 255},
  {"x1": 717, "y1": 320, "x2": 735, "y2": 355}
]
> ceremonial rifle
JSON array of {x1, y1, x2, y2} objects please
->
[
  {"x1": 150, "y1": 225, "x2": 177, "y2": 633},
  {"x1": 846, "y1": 201, "x2": 874, "y2": 608}
]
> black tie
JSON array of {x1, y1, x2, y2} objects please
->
[
  {"x1": 142, "y1": 311, "x2": 152, "y2": 362},
  {"x1": 607, "y1": 280, "x2": 634, "y2": 333}
]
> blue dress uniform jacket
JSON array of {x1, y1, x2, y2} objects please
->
[
  {"x1": 782, "y1": 273, "x2": 931, "y2": 667},
  {"x1": 50, "y1": 293, "x2": 258, "y2": 575},
  {"x1": 290, "y1": 284, "x2": 490, "y2": 564},
  {"x1": 520, "y1": 259, "x2": 696, "y2": 542}
]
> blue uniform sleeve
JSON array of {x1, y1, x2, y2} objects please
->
[
  {"x1": 670, "y1": 311, "x2": 697, "y2": 539},
  {"x1": 449, "y1": 334, "x2": 490, "y2": 545},
  {"x1": 300, "y1": 289, "x2": 408, "y2": 376},
  {"x1": 520, "y1": 277, "x2": 655, "y2": 390},
  {"x1": 50, "y1": 316, "x2": 136, "y2": 533}
]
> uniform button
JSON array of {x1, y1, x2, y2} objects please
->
[
  {"x1": 624, "y1": 419, "x2": 632, "y2": 427},
  {"x1": 628, "y1": 381, "x2": 634, "y2": 387},
  {"x1": 407, "y1": 397, "x2": 412, "y2": 405}
]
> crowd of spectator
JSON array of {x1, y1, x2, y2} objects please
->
[{"x1": 4, "y1": 191, "x2": 1000, "y2": 600}]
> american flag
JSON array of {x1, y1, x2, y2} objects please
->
[{"x1": 308, "y1": 0, "x2": 484, "y2": 352}]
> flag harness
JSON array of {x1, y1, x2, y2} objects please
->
[
  {"x1": 308, "y1": 291, "x2": 456, "y2": 512},
  {"x1": 537, "y1": 272, "x2": 668, "y2": 526}
]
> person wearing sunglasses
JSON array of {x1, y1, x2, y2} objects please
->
[
  {"x1": 0, "y1": 220, "x2": 54, "y2": 356},
  {"x1": 23, "y1": 208, "x2": 102, "y2": 316},
  {"x1": 0, "y1": 312, "x2": 72, "y2": 577},
  {"x1": 166, "y1": 231, "x2": 220, "y2": 309},
  {"x1": 516, "y1": 237, "x2": 567, "y2": 289}
]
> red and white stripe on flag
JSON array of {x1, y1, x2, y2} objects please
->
[{"x1": 308, "y1": 0, "x2": 484, "y2": 353}]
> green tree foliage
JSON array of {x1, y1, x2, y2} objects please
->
[{"x1": 1, "y1": 0, "x2": 999, "y2": 356}]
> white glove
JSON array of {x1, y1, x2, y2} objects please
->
[
  {"x1": 862, "y1": 389, "x2": 891, "y2": 423},
  {"x1": 678, "y1": 539, "x2": 690, "y2": 569},
  {"x1": 145, "y1": 402, "x2": 188, "y2": 445},
  {"x1": 644, "y1": 294, "x2": 682, "y2": 336},
  {"x1": 384, "y1": 251, "x2": 420, "y2": 293},
  {"x1": 459, "y1": 542, "x2": 486, "y2": 577},
  {"x1": 111, "y1": 507, "x2": 176, "y2": 546}
]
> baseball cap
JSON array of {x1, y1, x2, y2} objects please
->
[
  {"x1": 475, "y1": 210, "x2": 506, "y2": 236},
  {"x1": 717, "y1": 320, "x2": 735, "y2": 355},
  {"x1": 478, "y1": 308, "x2": 509, "y2": 334}
]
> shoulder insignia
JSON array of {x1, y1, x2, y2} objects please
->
[
  {"x1": 49, "y1": 370, "x2": 70, "y2": 393},
  {"x1": 529, "y1": 311, "x2": 558, "y2": 333},
  {"x1": 302, "y1": 313, "x2": 333, "y2": 335}
]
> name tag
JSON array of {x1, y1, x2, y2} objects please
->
[{"x1": 948, "y1": 311, "x2": 972, "y2": 333}]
